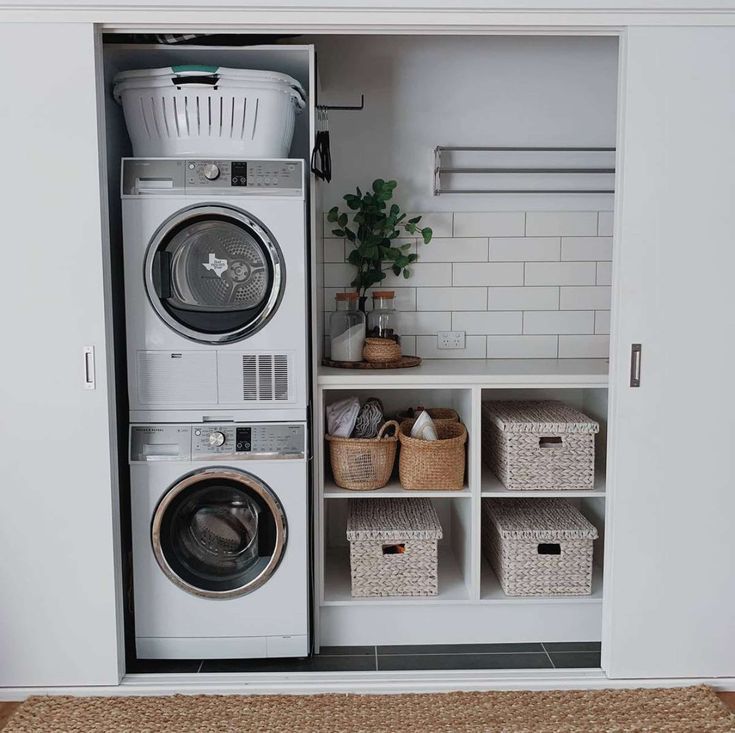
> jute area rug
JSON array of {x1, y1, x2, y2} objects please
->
[{"x1": 5, "y1": 685, "x2": 734, "y2": 733}]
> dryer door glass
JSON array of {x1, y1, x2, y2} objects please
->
[
  {"x1": 145, "y1": 205, "x2": 285, "y2": 344},
  {"x1": 152, "y1": 469, "x2": 286, "y2": 599}
]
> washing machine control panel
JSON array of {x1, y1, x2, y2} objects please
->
[
  {"x1": 192, "y1": 424, "x2": 305, "y2": 459},
  {"x1": 131, "y1": 424, "x2": 306, "y2": 461}
]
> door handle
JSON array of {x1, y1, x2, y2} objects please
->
[
  {"x1": 630, "y1": 343, "x2": 642, "y2": 388},
  {"x1": 83, "y1": 346, "x2": 96, "y2": 390}
]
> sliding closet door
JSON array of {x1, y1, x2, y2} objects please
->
[
  {"x1": 603, "y1": 26, "x2": 735, "y2": 678},
  {"x1": 0, "y1": 23, "x2": 123, "y2": 686}
]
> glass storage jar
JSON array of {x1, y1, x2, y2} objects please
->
[
  {"x1": 367, "y1": 290, "x2": 400, "y2": 344},
  {"x1": 329, "y1": 292, "x2": 366, "y2": 362}
]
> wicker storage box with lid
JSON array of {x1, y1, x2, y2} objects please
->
[
  {"x1": 482, "y1": 498, "x2": 598, "y2": 596},
  {"x1": 482, "y1": 400, "x2": 599, "y2": 490},
  {"x1": 346, "y1": 498, "x2": 443, "y2": 597}
]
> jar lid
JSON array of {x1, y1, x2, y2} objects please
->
[
  {"x1": 372, "y1": 290, "x2": 395, "y2": 298},
  {"x1": 335, "y1": 292, "x2": 359, "y2": 301}
]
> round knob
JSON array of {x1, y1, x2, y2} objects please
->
[
  {"x1": 208, "y1": 431, "x2": 226, "y2": 447},
  {"x1": 202, "y1": 163, "x2": 220, "y2": 181}
]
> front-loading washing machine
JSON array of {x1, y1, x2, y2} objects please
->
[
  {"x1": 121, "y1": 158, "x2": 308, "y2": 421},
  {"x1": 130, "y1": 421, "x2": 308, "y2": 659}
]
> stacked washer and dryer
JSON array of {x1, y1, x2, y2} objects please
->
[{"x1": 116, "y1": 66, "x2": 311, "y2": 660}]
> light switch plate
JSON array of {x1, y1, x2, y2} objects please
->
[{"x1": 437, "y1": 331, "x2": 466, "y2": 349}]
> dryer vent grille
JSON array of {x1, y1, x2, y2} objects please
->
[{"x1": 242, "y1": 354, "x2": 290, "y2": 402}]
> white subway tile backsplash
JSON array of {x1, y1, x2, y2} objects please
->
[
  {"x1": 488, "y1": 286, "x2": 559, "y2": 311},
  {"x1": 525, "y1": 262, "x2": 597, "y2": 286},
  {"x1": 526, "y1": 211, "x2": 598, "y2": 237},
  {"x1": 420, "y1": 237, "x2": 488, "y2": 262},
  {"x1": 399, "y1": 311, "x2": 451, "y2": 335},
  {"x1": 489, "y1": 237, "x2": 560, "y2": 262},
  {"x1": 323, "y1": 288, "x2": 345, "y2": 311},
  {"x1": 598, "y1": 211, "x2": 614, "y2": 236},
  {"x1": 487, "y1": 335, "x2": 559, "y2": 359},
  {"x1": 559, "y1": 335, "x2": 610, "y2": 358},
  {"x1": 452, "y1": 311, "x2": 523, "y2": 335},
  {"x1": 561, "y1": 237, "x2": 613, "y2": 262},
  {"x1": 407, "y1": 212, "x2": 453, "y2": 238},
  {"x1": 560, "y1": 286, "x2": 612, "y2": 311},
  {"x1": 381, "y1": 263, "x2": 452, "y2": 287},
  {"x1": 323, "y1": 238, "x2": 345, "y2": 263},
  {"x1": 595, "y1": 310, "x2": 611, "y2": 335},
  {"x1": 417, "y1": 287, "x2": 487, "y2": 311},
  {"x1": 597, "y1": 261, "x2": 612, "y2": 286},
  {"x1": 453, "y1": 262, "x2": 524, "y2": 286},
  {"x1": 400, "y1": 335, "x2": 417, "y2": 356},
  {"x1": 417, "y1": 334, "x2": 486, "y2": 359},
  {"x1": 321, "y1": 209, "x2": 613, "y2": 360},
  {"x1": 453, "y1": 212, "x2": 525, "y2": 237},
  {"x1": 524, "y1": 310, "x2": 595, "y2": 335},
  {"x1": 324, "y1": 263, "x2": 355, "y2": 288}
]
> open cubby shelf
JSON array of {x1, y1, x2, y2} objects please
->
[{"x1": 315, "y1": 370, "x2": 609, "y2": 646}]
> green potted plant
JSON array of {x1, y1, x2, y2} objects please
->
[{"x1": 327, "y1": 179, "x2": 433, "y2": 311}]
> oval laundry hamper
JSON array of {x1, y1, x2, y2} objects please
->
[{"x1": 113, "y1": 66, "x2": 306, "y2": 158}]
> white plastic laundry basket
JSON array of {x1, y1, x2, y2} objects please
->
[{"x1": 113, "y1": 66, "x2": 306, "y2": 158}]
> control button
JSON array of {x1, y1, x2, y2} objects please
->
[
  {"x1": 256, "y1": 176, "x2": 263, "y2": 184},
  {"x1": 194, "y1": 429, "x2": 201, "y2": 436},
  {"x1": 188, "y1": 163, "x2": 196, "y2": 170},
  {"x1": 202, "y1": 163, "x2": 220, "y2": 181},
  {"x1": 208, "y1": 431, "x2": 226, "y2": 447}
]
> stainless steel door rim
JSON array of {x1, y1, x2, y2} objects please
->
[
  {"x1": 144, "y1": 204, "x2": 285, "y2": 344},
  {"x1": 151, "y1": 467, "x2": 287, "y2": 599}
]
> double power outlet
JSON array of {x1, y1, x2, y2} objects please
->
[{"x1": 437, "y1": 331, "x2": 466, "y2": 350}]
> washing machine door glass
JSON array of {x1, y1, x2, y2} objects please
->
[
  {"x1": 145, "y1": 204, "x2": 285, "y2": 344},
  {"x1": 152, "y1": 468, "x2": 287, "y2": 598}
]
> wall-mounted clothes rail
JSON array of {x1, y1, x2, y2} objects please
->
[
  {"x1": 316, "y1": 94, "x2": 365, "y2": 112},
  {"x1": 434, "y1": 146, "x2": 616, "y2": 195}
]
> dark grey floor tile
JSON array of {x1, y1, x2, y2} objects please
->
[
  {"x1": 377, "y1": 643, "x2": 544, "y2": 655},
  {"x1": 544, "y1": 641, "x2": 602, "y2": 653},
  {"x1": 547, "y1": 651, "x2": 601, "y2": 669},
  {"x1": 201, "y1": 654, "x2": 375, "y2": 673},
  {"x1": 128, "y1": 659, "x2": 201, "y2": 674},
  {"x1": 319, "y1": 645, "x2": 375, "y2": 656},
  {"x1": 378, "y1": 653, "x2": 552, "y2": 671}
]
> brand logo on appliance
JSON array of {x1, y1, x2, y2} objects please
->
[{"x1": 202, "y1": 253, "x2": 228, "y2": 278}]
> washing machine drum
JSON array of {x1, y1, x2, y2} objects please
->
[
  {"x1": 152, "y1": 468, "x2": 287, "y2": 598},
  {"x1": 145, "y1": 205, "x2": 285, "y2": 344}
]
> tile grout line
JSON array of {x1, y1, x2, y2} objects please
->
[{"x1": 541, "y1": 643, "x2": 556, "y2": 669}]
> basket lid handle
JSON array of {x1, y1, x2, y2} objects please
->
[
  {"x1": 171, "y1": 64, "x2": 219, "y2": 74},
  {"x1": 377, "y1": 420, "x2": 400, "y2": 439}
]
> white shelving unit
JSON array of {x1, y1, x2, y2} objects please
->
[{"x1": 313, "y1": 360, "x2": 609, "y2": 649}]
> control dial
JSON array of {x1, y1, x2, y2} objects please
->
[
  {"x1": 208, "y1": 431, "x2": 226, "y2": 447},
  {"x1": 202, "y1": 163, "x2": 220, "y2": 181}
]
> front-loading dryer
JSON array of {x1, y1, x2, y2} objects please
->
[
  {"x1": 122, "y1": 158, "x2": 308, "y2": 421},
  {"x1": 130, "y1": 421, "x2": 309, "y2": 660}
]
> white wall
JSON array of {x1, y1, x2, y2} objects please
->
[{"x1": 313, "y1": 35, "x2": 618, "y2": 212}]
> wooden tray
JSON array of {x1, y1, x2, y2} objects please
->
[{"x1": 322, "y1": 355, "x2": 422, "y2": 370}]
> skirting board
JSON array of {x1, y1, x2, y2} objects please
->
[
  {"x1": 2, "y1": 670, "x2": 735, "y2": 700},
  {"x1": 319, "y1": 601, "x2": 601, "y2": 647}
]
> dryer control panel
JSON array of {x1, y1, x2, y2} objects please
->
[
  {"x1": 130, "y1": 423, "x2": 306, "y2": 462},
  {"x1": 122, "y1": 158, "x2": 304, "y2": 196}
]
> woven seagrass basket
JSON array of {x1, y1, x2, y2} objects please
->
[
  {"x1": 363, "y1": 337, "x2": 401, "y2": 363},
  {"x1": 326, "y1": 420, "x2": 399, "y2": 491},
  {"x1": 398, "y1": 419, "x2": 467, "y2": 490},
  {"x1": 482, "y1": 400, "x2": 599, "y2": 491},
  {"x1": 347, "y1": 497, "x2": 443, "y2": 597},
  {"x1": 482, "y1": 498, "x2": 598, "y2": 596},
  {"x1": 396, "y1": 407, "x2": 460, "y2": 425}
]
